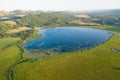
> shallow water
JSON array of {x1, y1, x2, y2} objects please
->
[{"x1": 24, "y1": 27, "x2": 111, "y2": 53}]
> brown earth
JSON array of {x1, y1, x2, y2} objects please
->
[
  {"x1": 3, "y1": 21, "x2": 16, "y2": 26},
  {"x1": 7, "y1": 27, "x2": 32, "y2": 34}
]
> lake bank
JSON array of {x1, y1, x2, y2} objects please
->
[{"x1": 24, "y1": 27, "x2": 111, "y2": 58}]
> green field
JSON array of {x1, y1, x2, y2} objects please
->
[
  {"x1": 0, "y1": 26, "x2": 120, "y2": 80},
  {"x1": 13, "y1": 32, "x2": 120, "y2": 80},
  {"x1": 0, "y1": 38, "x2": 20, "y2": 80}
]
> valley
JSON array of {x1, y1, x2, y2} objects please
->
[{"x1": 0, "y1": 9, "x2": 120, "y2": 80}]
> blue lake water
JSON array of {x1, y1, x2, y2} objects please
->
[{"x1": 24, "y1": 27, "x2": 111, "y2": 53}]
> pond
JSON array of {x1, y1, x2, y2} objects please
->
[{"x1": 24, "y1": 27, "x2": 111, "y2": 57}]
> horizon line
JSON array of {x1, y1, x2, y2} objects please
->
[{"x1": 0, "y1": 8, "x2": 120, "y2": 12}]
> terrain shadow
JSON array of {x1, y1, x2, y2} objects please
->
[{"x1": 112, "y1": 67, "x2": 120, "y2": 70}]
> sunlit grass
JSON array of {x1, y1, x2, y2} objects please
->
[
  {"x1": 0, "y1": 38, "x2": 20, "y2": 80},
  {"x1": 13, "y1": 32, "x2": 120, "y2": 80},
  {"x1": 0, "y1": 25, "x2": 120, "y2": 80}
]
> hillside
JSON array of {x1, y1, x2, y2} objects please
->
[{"x1": 0, "y1": 11, "x2": 9, "y2": 17}]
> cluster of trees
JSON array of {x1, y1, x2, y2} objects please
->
[
  {"x1": 2, "y1": 11, "x2": 120, "y2": 38},
  {"x1": 11, "y1": 29, "x2": 36, "y2": 40},
  {"x1": 87, "y1": 11, "x2": 120, "y2": 26},
  {"x1": 16, "y1": 12, "x2": 76, "y2": 27},
  {"x1": 0, "y1": 12, "x2": 98, "y2": 38},
  {"x1": 0, "y1": 22, "x2": 19, "y2": 38},
  {"x1": 9, "y1": 29, "x2": 41, "y2": 41},
  {"x1": 0, "y1": 23, "x2": 11, "y2": 38}
]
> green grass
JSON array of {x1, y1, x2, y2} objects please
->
[
  {"x1": 0, "y1": 25, "x2": 120, "y2": 80},
  {"x1": 0, "y1": 38, "x2": 19, "y2": 49},
  {"x1": 0, "y1": 38, "x2": 20, "y2": 80},
  {"x1": 13, "y1": 30, "x2": 120, "y2": 80}
]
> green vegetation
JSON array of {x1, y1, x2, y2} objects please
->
[
  {"x1": 84, "y1": 25, "x2": 120, "y2": 32},
  {"x1": 16, "y1": 13, "x2": 76, "y2": 27},
  {"x1": 0, "y1": 11, "x2": 120, "y2": 80},
  {"x1": 0, "y1": 27, "x2": 40, "y2": 80},
  {"x1": 0, "y1": 25, "x2": 120, "y2": 80},
  {"x1": 0, "y1": 22, "x2": 18, "y2": 38},
  {"x1": 13, "y1": 30, "x2": 120, "y2": 80},
  {"x1": 0, "y1": 38, "x2": 20, "y2": 80},
  {"x1": 88, "y1": 11, "x2": 120, "y2": 26}
]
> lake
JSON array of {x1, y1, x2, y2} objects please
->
[{"x1": 24, "y1": 27, "x2": 111, "y2": 55}]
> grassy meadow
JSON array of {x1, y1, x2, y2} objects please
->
[
  {"x1": 0, "y1": 26, "x2": 120, "y2": 80},
  {"x1": 13, "y1": 26, "x2": 120, "y2": 80},
  {"x1": 0, "y1": 38, "x2": 20, "y2": 80}
]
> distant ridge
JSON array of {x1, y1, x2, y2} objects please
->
[
  {"x1": 0, "y1": 11, "x2": 9, "y2": 17},
  {"x1": 0, "y1": 9, "x2": 120, "y2": 17}
]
